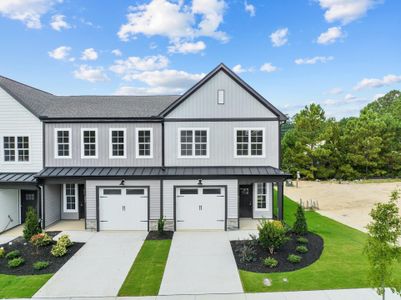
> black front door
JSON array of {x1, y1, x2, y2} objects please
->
[
  {"x1": 78, "y1": 184, "x2": 85, "y2": 219},
  {"x1": 21, "y1": 190, "x2": 38, "y2": 223},
  {"x1": 239, "y1": 185, "x2": 253, "y2": 218}
]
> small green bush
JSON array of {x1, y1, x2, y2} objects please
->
[
  {"x1": 5, "y1": 250, "x2": 20, "y2": 260},
  {"x1": 238, "y1": 243, "x2": 256, "y2": 263},
  {"x1": 30, "y1": 233, "x2": 52, "y2": 247},
  {"x1": 296, "y1": 245, "x2": 308, "y2": 253},
  {"x1": 297, "y1": 237, "x2": 309, "y2": 244},
  {"x1": 33, "y1": 261, "x2": 50, "y2": 270},
  {"x1": 8, "y1": 257, "x2": 24, "y2": 268},
  {"x1": 263, "y1": 257, "x2": 278, "y2": 268},
  {"x1": 51, "y1": 244, "x2": 67, "y2": 257},
  {"x1": 287, "y1": 254, "x2": 302, "y2": 264},
  {"x1": 0, "y1": 247, "x2": 5, "y2": 258},
  {"x1": 57, "y1": 235, "x2": 72, "y2": 248},
  {"x1": 258, "y1": 220, "x2": 289, "y2": 255},
  {"x1": 158, "y1": 218, "x2": 165, "y2": 235},
  {"x1": 23, "y1": 207, "x2": 42, "y2": 241},
  {"x1": 293, "y1": 204, "x2": 308, "y2": 235}
]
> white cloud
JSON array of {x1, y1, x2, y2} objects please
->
[
  {"x1": 118, "y1": 0, "x2": 228, "y2": 45},
  {"x1": 270, "y1": 28, "x2": 288, "y2": 47},
  {"x1": 260, "y1": 63, "x2": 278, "y2": 73},
  {"x1": 372, "y1": 93, "x2": 385, "y2": 101},
  {"x1": 48, "y1": 46, "x2": 72, "y2": 60},
  {"x1": 317, "y1": 0, "x2": 380, "y2": 25},
  {"x1": 73, "y1": 65, "x2": 108, "y2": 83},
  {"x1": 295, "y1": 56, "x2": 334, "y2": 65},
  {"x1": 111, "y1": 49, "x2": 122, "y2": 57},
  {"x1": 110, "y1": 55, "x2": 169, "y2": 80},
  {"x1": 81, "y1": 48, "x2": 98, "y2": 61},
  {"x1": 168, "y1": 40, "x2": 206, "y2": 54},
  {"x1": 50, "y1": 14, "x2": 70, "y2": 31},
  {"x1": 327, "y1": 87, "x2": 343, "y2": 95},
  {"x1": 232, "y1": 64, "x2": 247, "y2": 74},
  {"x1": 0, "y1": 0, "x2": 61, "y2": 29},
  {"x1": 115, "y1": 86, "x2": 183, "y2": 96},
  {"x1": 354, "y1": 74, "x2": 401, "y2": 90},
  {"x1": 344, "y1": 93, "x2": 356, "y2": 101},
  {"x1": 244, "y1": 1, "x2": 255, "y2": 17},
  {"x1": 317, "y1": 26, "x2": 343, "y2": 45}
]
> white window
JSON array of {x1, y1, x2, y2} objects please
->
[
  {"x1": 178, "y1": 128, "x2": 208, "y2": 158},
  {"x1": 255, "y1": 183, "x2": 269, "y2": 211},
  {"x1": 3, "y1": 136, "x2": 29, "y2": 162},
  {"x1": 63, "y1": 184, "x2": 78, "y2": 213},
  {"x1": 136, "y1": 128, "x2": 153, "y2": 158},
  {"x1": 109, "y1": 129, "x2": 126, "y2": 158},
  {"x1": 81, "y1": 129, "x2": 98, "y2": 158},
  {"x1": 217, "y1": 89, "x2": 225, "y2": 104},
  {"x1": 235, "y1": 128, "x2": 264, "y2": 157},
  {"x1": 55, "y1": 129, "x2": 71, "y2": 158}
]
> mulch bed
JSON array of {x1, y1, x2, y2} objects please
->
[
  {"x1": 146, "y1": 231, "x2": 174, "y2": 240},
  {"x1": 0, "y1": 231, "x2": 84, "y2": 275},
  {"x1": 231, "y1": 231, "x2": 324, "y2": 273}
]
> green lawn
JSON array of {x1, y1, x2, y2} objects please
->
[
  {"x1": 0, "y1": 274, "x2": 52, "y2": 298},
  {"x1": 118, "y1": 239, "x2": 172, "y2": 296},
  {"x1": 239, "y1": 194, "x2": 401, "y2": 292}
]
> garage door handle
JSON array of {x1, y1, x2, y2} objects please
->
[
  {"x1": 140, "y1": 196, "x2": 147, "y2": 198},
  {"x1": 217, "y1": 195, "x2": 225, "y2": 197},
  {"x1": 140, "y1": 220, "x2": 148, "y2": 222},
  {"x1": 100, "y1": 220, "x2": 108, "y2": 223},
  {"x1": 216, "y1": 219, "x2": 225, "y2": 222},
  {"x1": 177, "y1": 220, "x2": 184, "y2": 222},
  {"x1": 100, "y1": 196, "x2": 107, "y2": 198}
]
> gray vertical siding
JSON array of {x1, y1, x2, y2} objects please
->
[
  {"x1": 44, "y1": 184, "x2": 61, "y2": 227},
  {"x1": 166, "y1": 71, "x2": 277, "y2": 119},
  {"x1": 45, "y1": 123, "x2": 162, "y2": 167},
  {"x1": 164, "y1": 121, "x2": 279, "y2": 167}
]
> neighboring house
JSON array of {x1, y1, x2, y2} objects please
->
[{"x1": 0, "y1": 64, "x2": 290, "y2": 232}]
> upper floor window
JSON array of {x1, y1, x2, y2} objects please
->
[
  {"x1": 55, "y1": 129, "x2": 71, "y2": 158},
  {"x1": 217, "y1": 89, "x2": 225, "y2": 104},
  {"x1": 110, "y1": 129, "x2": 126, "y2": 158},
  {"x1": 3, "y1": 136, "x2": 29, "y2": 162},
  {"x1": 63, "y1": 183, "x2": 78, "y2": 213},
  {"x1": 81, "y1": 129, "x2": 97, "y2": 159},
  {"x1": 136, "y1": 128, "x2": 153, "y2": 158},
  {"x1": 235, "y1": 128, "x2": 264, "y2": 157},
  {"x1": 178, "y1": 128, "x2": 208, "y2": 158}
]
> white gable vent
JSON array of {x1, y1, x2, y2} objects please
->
[{"x1": 217, "y1": 89, "x2": 225, "y2": 104}]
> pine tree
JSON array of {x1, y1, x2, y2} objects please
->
[
  {"x1": 293, "y1": 204, "x2": 308, "y2": 235},
  {"x1": 23, "y1": 207, "x2": 42, "y2": 241}
]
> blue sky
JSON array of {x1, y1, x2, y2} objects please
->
[{"x1": 0, "y1": 0, "x2": 400, "y2": 119}]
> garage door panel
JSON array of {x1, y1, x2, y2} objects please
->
[{"x1": 0, "y1": 189, "x2": 19, "y2": 232}]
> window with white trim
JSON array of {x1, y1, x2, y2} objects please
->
[
  {"x1": 63, "y1": 184, "x2": 78, "y2": 212},
  {"x1": 136, "y1": 129, "x2": 153, "y2": 158},
  {"x1": 3, "y1": 136, "x2": 29, "y2": 162},
  {"x1": 110, "y1": 129, "x2": 126, "y2": 158},
  {"x1": 217, "y1": 89, "x2": 225, "y2": 104},
  {"x1": 82, "y1": 129, "x2": 97, "y2": 158},
  {"x1": 179, "y1": 129, "x2": 208, "y2": 157},
  {"x1": 255, "y1": 183, "x2": 268, "y2": 210},
  {"x1": 55, "y1": 129, "x2": 71, "y2": 158},
  {"x1": 235, "y1": 129, "x2": 264, "y2": 157}
]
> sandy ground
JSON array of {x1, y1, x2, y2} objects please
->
[{"x1": 285, "y1": 180, "x2": 401, "y2": 232}]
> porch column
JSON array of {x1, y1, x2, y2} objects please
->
[{"x1": 277, "y1": 181, "x2": 284, "y2": 220}]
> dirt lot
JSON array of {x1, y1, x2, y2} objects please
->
[{"x1": 285, "y1": 180, "x2": 401, "y2": 232}]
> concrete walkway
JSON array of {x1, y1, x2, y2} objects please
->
[
  {"x1": 159, "y1": 231, "x2": 243, "y2": 295},
  {"x1": 34, "y1": 231, "x2": 147, "y2": 298}
]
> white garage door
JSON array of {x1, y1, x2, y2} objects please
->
[
  {"x1": 176, "y1": 187, "x2": 225, "y2": 230},
  {"x1": 99, "y1": 187, "x2": 148, "y2": 230},
  {"x1": 0, "y1": 189, "x2": 19, "y2": 233}
]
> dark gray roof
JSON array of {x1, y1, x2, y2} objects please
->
[
  {"x1": 0, "y1": 76, "x2": 179, "y2": 119},
  {"x1": 36, "y1": 166, "x2": 290, "y2": 179},
  {"x1": 0, "y1": 173, "x2": 37, "y2": 183}
]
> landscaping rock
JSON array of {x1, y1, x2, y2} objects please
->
[{"x1": 263, "y1": 278, "x2": 272, "y2": 286}]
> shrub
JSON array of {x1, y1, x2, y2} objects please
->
[
  {"x1": 33, "y1": 261, "x2": 50, "y2": 270},
  {"x1": 30, "y1": 233, "x2": 52, "y2": 247},
  {"x1": 296, "y1": 245, "x2": 308, "y2": 253},
  {"x1": 287, "y1": 254, "x2": 302, "y2": 264},
  {"x1": 297, "y1": 237, "x2": 309, "y2": 244},
  {"x1": 57, "y1": 235, "x2": 72, "y2": 248},
  {"x1": 238, "y1": 243, "x2": 256, "y2": 263},
  {"x1": 293, "y1": 204, "x2": 308, "y2": 235},
  {"x1": 0, "y1": 247, "x2": 5, "y2": 258},
  {"x1": 263, "y1": 257, "x2": 278, "y2": 268},
  {"x1": 249, "y1": 234, "x2": 259, "y2": 247},
  {"x1": 158, "y1": 218, "x2": 165, "y2": 235},
  {"x1": 51, "y1": 244, "x2": 67, "y2": 257},
  {"x1": 258, "y1": 220, "x2": 289, "y2": 255},
  {"x1": 23, "y1": 207, "x2": 42, "y2": 241},
  {"x1": 8, "y1": 257, "x2": 24, "y2": 268},
  {"x1": 5, "y1": 250, "x2": 20, "y2": 260}
]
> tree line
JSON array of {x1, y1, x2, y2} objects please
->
[{"x1": 281, "y1": 90, "x2": 401, "y2": 180}]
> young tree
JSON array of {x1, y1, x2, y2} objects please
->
[
  {"x1": 293, "y1": 204, "x2": 308, "y2": 235},
  {"x1": 23, "y1": 207, "x2": 42, "y2": 241},
  {"x1": 364, "y1": 190, "x2": 401, "y2": 300}
]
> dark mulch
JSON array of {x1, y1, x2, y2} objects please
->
[
  {"x1": 0, "y1": 232, "x2": 84, "y2": 275},
  {"x1": 146, "y1": 231, "x2": 174, "y2": 240},
  {"x1": 231, "y1": 231, "x2": 324, "y2": 273}
]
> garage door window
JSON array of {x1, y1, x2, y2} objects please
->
[
  {"x1": 63, "y1": 184, "x2": 78, "y2": 212},
  {"x1": 126, "y1": 189, "x2": 145, "y2": 195},
  {"x1": 180, "y1": 189, "x2": 198, "y2": 195},
  {"x1": 103, "y1": 189, "x2": 121, "y2": 195},
  {"x1": 202, "y1": 188, "x2": 221, "y2": 194}
]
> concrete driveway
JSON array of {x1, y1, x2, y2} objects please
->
[
  {"x1": 159, "y1": 231, "x2": 243, "y2": 295},
  {"x1": 34, "y1": 231, "x2": 147, "y2": 298}
]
